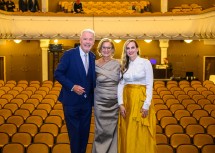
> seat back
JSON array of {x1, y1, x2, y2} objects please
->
[
  {"x1": 207, "y1": 124, "x2": 215, "y2": 138},
  {"x1": 19, "y1": 123, "x2": 38, "y2": 137},
  {"x1": 176, "y1": 144, "x2": 199, "y2": 153},
  {"x1": 0, "y1": 132, "x2": 10, "y2": 147},
  {"x1": 0, "y1": 123, "x2": 17, "y2": 136},
  {"x1": 165, "y1": 124, "x2": 184, "y2": 138},
  {"x1": 185, "y1": 124, "x2": 205, "y2": 138},
  {"x1": 34, "y1": 132, "x2": 54, "y2": 147},
  {"x1": 170, "y1": 133, "x2": 191, "y2": 148},
  {"x1": 157, "y1": 144, "x2": 174, "y2": 153},
  {"x1": 201, "y1": 144, "x2": 215, "y2": 153},
  {"x1": 56, "y1": 133, "x2": 70, "y2": 143},
  {"x1": 179, "y1": 116, "x2": 197, "y2": 128},
  {"x1": 193, "y1": 133, "x2": 214, "y2": 148},
  {"x1": 6, "y1": 115, "x2": 24, "y2": 128},
  {"x1": 52, "y1": 143, "x2": 71, "y2": 153},
  {"x1": 27, "y1": 143, "x2": 49, "y2": 153},
  {"x1": 2, "y1": 143, "x2": 25, "y2": 153},
  {"x1": 156, "y1": 134, "x2": 168, "y2": 144},
  {"x1": 11, "y1": 132, "x2": 32, "y2": 147},
  {"x1": 39, "y1": 123, "x2": 59, "y2": 137}
]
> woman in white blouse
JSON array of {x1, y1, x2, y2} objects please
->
[{"x1": 117, "y1": 39, "x2": 157, "y2": 153}]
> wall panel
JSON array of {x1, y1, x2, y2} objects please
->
[{"x1": 0, "y1": 40, "x2": 42, "y2": 82}]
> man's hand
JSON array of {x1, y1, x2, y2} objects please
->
[{"x1": 73, "y1": 85, "x2": 85, "y2": 95}]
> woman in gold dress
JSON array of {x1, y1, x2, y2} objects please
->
[
  {"x1": 92, "y1": 38, "x2": 120, "y2": 153},
  {"x1": 118, "y1": 39, "x2": 156, "y2": 153}
]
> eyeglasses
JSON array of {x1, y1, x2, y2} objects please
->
[{"x1": 102, "y1": 46, "x2": 112, "y2": 50}]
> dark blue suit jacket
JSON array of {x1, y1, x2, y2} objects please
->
[
  {"x1": 28, "y1": 0, "x2": 39, "y2": 12},
  {"x1": 54, "y1": 47, "x2": 96, "y2": 107},
  {"x1": 19, "y1": 0, "x2": 27, "y2": 12}
]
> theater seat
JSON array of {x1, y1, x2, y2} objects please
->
[
  {"x1": 176, "y1": 144, "x2": 199, "y2": 153},
  {"x1": 56, "y1": 133, "x2": 69, "y2": 143},
  {"x1": 156, "y1": 133, "x2": 168, "y2": 144},
  {"x1": 2, "y1": 143, "x2": 25, "y2": 153},
  {"x1": 11, "y1": 132, "x2": 32, "y2": 147},
  {"x1": 27, "y1": 143, "x2": 49, "y2": 153},
  {"x1": 52, "y1": 143, "x2": 71, "y2": 153},
  {"x1": 34, "y1": 132, "x2": 54, "y2": 147},
  {"x1": 18, "y1": 123, "x2": 38, "y2": 137},
  {"x1": 157, "y1": 144, "x2": 174, "y2": 153},
  {"x1": 0, "y1": 123, "x2": 17, "y2": 136},
  {"x1": 201, "y1": 144, "x2": 215, "y2": 153},
  {"x1": 193, "y1": 133, "x2": 214, "y2": 149},
  {"x1": 6, "y1": 115, "x2": 24, "y2": 128},
  {"x1": 170, "y1": 133, "x2": 191, "y2": 148},
  {"x1": 0, "y1": 132, "x2": 10, "y2": 148},
  {"x1": 165, "y1": 124, "x2": 184, "y2": 138},
  {"x1": 185, "y1": 124, "x2": 205, "y2": 138},
  {"x1": 39, "y1": 123, "x2": 59, "y2": 137},
  {"x1": 179, "y1": 116, "x2": 197, "y2": 128},
  {"x1": 207, "y1": 124, "x2": 215, "y2": 138}
]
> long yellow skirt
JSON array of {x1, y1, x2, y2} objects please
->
[{"x1": 118, "y1": 84, "x2": 157, "y2": 153}]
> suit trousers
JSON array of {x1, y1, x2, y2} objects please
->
[{"x1": 63, "y1": 104, "x2": 92, "y2": 153}]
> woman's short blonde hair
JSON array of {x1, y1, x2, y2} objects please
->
[{"x1": 97, "y1": 38, "x2": 115, "y2": 57}]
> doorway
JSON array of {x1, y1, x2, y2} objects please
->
[
  {"x1": 203, "y1": 56, "x2": 215, "y2": 81},
  {"x1": 0, "y1": 56, "x2": 5, "y2": 81}
]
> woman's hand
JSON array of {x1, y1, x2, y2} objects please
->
[
  {"x1": 140, "y1": 108, "x2": 148, "y2": 118},
  {"x1": 119, "y1": 104, "x2": 126, "y2": 118}
]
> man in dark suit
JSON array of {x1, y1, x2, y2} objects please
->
[
  {"x1": 0, "y1": 0, "x2": 6, "y2": 11},
  {"x1": 19, "y1": 0, "x2": 27, "y2": 12},
  {"x1": 73, "y1": 0, "x2": 83, "y2": 13},
  {"x1": 54, "y1": 29, "x2": 96, "y2": 153},
  {"x1": 6, "y1": 0, "x2": 15, "y2": 12},
  {"x1": 28, "y1": 0, "x2": 39, "y2": 12}
]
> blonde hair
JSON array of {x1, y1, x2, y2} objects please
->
[
  {"x1": 120, "y1": 39, "x2": 139, "y2": 76},
  {"x1": 97, "y1": 38, "x2": 115, "y2": 57}
]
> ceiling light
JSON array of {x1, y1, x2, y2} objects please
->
[
  {"x1": 54, "y1": 39, "x2": 58, "y2": 44},
  {"x1": 14, "y1": 39, "x2": 22, "y2": 43},
  {"x1": 144, "y1": 39, "x2": 152, "y2": 43},
  {"x1": 184, "y1": 40, "x2": 193, "y2": 43},
  {"x1": 114, "y1": 39, "x2": 121, "y2": 43}
]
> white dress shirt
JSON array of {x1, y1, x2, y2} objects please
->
[
  {"x1": 79, "y1": 47, "x2": 89, "y2": 73},
  {"x1": 71, "y1": 47, "x2": 89, "y2": 92},
  {"x1": 117, "y1": 56, "x2": 153, "y2": 110}
]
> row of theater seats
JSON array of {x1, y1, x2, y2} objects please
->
[
  {"x1": 59, "y1": 0, "x2": 151, "y2": 14},
  {"x1": 0, "y1": 79, "x2": 215, "y2": 153},
  {"x1": 154, "y1": 80, "x2": 215, "y2": 153},
  {"x1": 171, "y1": 3, "x2": 203, "y2": 13}
]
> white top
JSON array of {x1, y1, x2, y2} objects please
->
[{"x1": 117, "y1": 56, "x2": 153, "y2": 110}]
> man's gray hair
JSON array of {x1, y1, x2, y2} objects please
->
[{"x1": 80, "y1": 29, "x2": 95, "y2": 37}]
